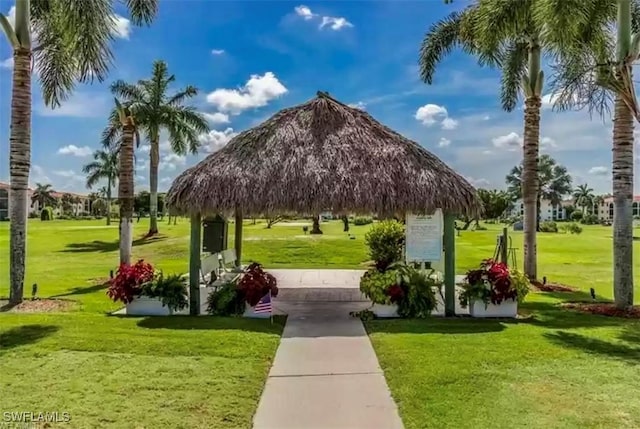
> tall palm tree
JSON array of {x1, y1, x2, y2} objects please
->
[
  {"x1": 420, "y1": 0, "x2": 547, "y2": 281},
  {"x1": 545, "y1": 0, "x2": 639, "y2": 308},
  {"x1": 82, "y1": 149, "x2": 119, "y2": 225},
  {"x1": 107, "y1": 60, "x2": 209, "y2": 236},
  {"x1": 0, "y1": 0, "x2": 158, "y2": 304},
  {"x1": 573, "y1": 184, "x2": 595, "y2": 214},
  {"x1": 30, "y1": 183, "x2": 56, "y2": 209}
]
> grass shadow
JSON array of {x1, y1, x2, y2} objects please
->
[
  {"x1": 135, "y1": 315, "x2": 286, "y2": 334},
  {"x1": 365, "y1": 317, "x2": 507, "y2": 334},
  {"x1": 0, "y1": 324, "x2": 59, "y2": 352},
  {"x1": 543, "y1": 331, "x2": 640, "y2": 364},
  {"x1": 517, "y1": 300, "x2": 628, "y2": 329},
  {"x1": 60, "y1": 235, "x2": 168, "y2": 254},
  {"x1": 51, "y1": 282, "x2": 109, "y2": 298}
]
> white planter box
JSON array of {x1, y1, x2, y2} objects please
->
[
  {"x1": 469, "y1": 299, "x2": 517, "y2": 318},
  {"x1": 371, "y1": 303, "x2": 399, "y2": 318},
  {"x1": 126, "y1": 296, "x2": 172, "y2": 316},
  {"x1": 243, "y1": 302, "x2": 271, "y2": 319}
]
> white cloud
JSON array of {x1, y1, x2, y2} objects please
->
[
  {"x1": 140, "y1": 144, "x2": 151, "y2": 153},
  {"x1": 211, "y1": 49, "x2": 225, "y2": 55},
  {"x1": 483, "y1": 115, "x2": 491, "y2": 121},
  {"x1": 0, "y1": 57, "x2": 13, "y2": 69},
  {"x1": 465, "y1": 176, "x2": 490, "y2": 188},
  {"x1": 589, "y1": 166, "x2": 608, "y2": 176},
  {"x1": 30, "y1": 165, "x2": 51, "y2": 186},
  {"x1": 441, "y1": 117, "x2": 459, "y2": 130},
  {"x1": 320, "y1": 16, "x2": 353, "y2": 31},
  {"x1": 159, "y1": 154, "x2": 186, "y2": 172},
  {"x1": 198, "y1": 128, "x2": 238, "y2": 153},
  {"x1": 202, "y1": 112, "x2": 230, "y2": 125},
  {"x1": 294, "y1": 5, "x2": 316, "y2": 20},
  {"x1": 348, "y1": 101, "x2": 366, "y2": 110},
  {"x1": 112, "y1": 15, "x2": 131, "y2": 39},
  {"x1": 206, "y1": 72, "x2": 288, "y2": 114},
  {"x1": 438, "y1": 138, "x2": 451, "y2": 148},
  {"x1": 540, "y1": 136, "x2": 557, "y2": 151},
  {"x1": 54, "y1": 170, "x2": 78, "y2": 178},
  {"x1": 492, "y1": 132, "x2": 522, "y2": 151},
  {"x1": 37, "y1": 92, "x2": 109, "y2": 118},
  {"x1": 57, "y1": 145, "x2": 92, "y2": 157}
]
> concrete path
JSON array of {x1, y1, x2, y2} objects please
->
[{"x1": 253, "y1": 302, "x2": 404, "y2": 429}]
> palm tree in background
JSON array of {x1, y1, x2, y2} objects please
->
[
  {"x1": 543, "y1": 0, "x2": 639, "y2": 308},
  {"x1": 0, "y1": 0, "x2": 158, "y2": 304},
  {"x1": 30, "y1": 183, "x2": 56, "y2": 208},
  {"x1": 106, "y1": 60, "x2": 209, "y2": 236},
  {"x1": 82, "y1": 149, "x2": 119, "y2": 225},
  {"x1": 573, "y1": 184, "x2": 595, "y2": 215}
]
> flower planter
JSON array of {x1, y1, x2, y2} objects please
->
[
  {"x1": 243, "y1": 302, "x2": 271, "y2": 319},
  {"x1": 371, "y1": 303, "x2": 399, "y2": 318},
  {"x1": 126, "y1": 296, "x2": 172, "y2": 316},
  {"x1": 469, "y1": 299, "x2": 517, "y2": 318}
]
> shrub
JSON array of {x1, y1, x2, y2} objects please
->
[
  {"x1": 459, "y1": 259, "x2": 530, "y2": 307},
  {"x1": 394, "y1": 264, "x2": 439, "y2": 318},
  {"x1": 560, "y1": 223, "x2": 583, "y2": 235},
  {"x1": 107, "y1": 260, "x2": 155, "y2": 304},
  {"x1": 359, "y1": 269, "x2": 400, "y2": 305},
  {"x1": 141, "y1": 272, "x2": 188, "y2": 312},
  {"x1": 94, "y1": 215, "x2": 104, "y2": 220},
  {"x1": 40, "y1": 206, "x2": 54, "y2": 221},
  {"x1": 570, "y1": 211, "x2": 583, "y2": 221},
  {"x1": 353, "y1": 216, "x2": 373, "y2": 226},
  {"x1": 57, "y1": 215, "x2": 70, "y2": 220},
  {"x1": 206, "y1": 281, "x2": 244, "y2": 316},
  {"x1": 539, "y1": 221, "x2": 558, "y2": 233},
  {"x1": 581, "y1": 214, "x2": 598, "y2": 225},
  {"x1": 28, "y1": 212, "x2": 39, "y2": 219},
  {"x1": 364, "y1": 220, "x2": 405, "y2": 271},
  {"x1": 237, "y1": 262, "x2": 278, "y2": 307}
]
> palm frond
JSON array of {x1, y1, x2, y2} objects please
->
[
  {"x1": 111, "y1": 79, "x2": 146, "y2": 102},
  {"x1": 123, "y1": 0, "x2": 158, "y2": 26},
  {"x1": 500, "y1": 41, "x2": 528, "y2": 111},
  {"x1": 167, "y1": 85, "x2": 198, "y2": 106},
  {"x1": 419, "y1": 11, "x2": 465, "y2": 84}
]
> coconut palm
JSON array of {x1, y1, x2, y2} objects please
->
[
  {"x1": 420, "y1": 0, "x2": 548, "y2": 280},
  {"x1": 106, "y1": 60, "x2": 209, "y2": 236},
  {"x1": 573, "y1": 184, "x2": 595, "y2": 214},
  {"x1": 0, "y1": 0, "x2": 157, "y2": 304},
  {"x1": 82, "y1": 149, "x2": 119, "y2": 225},
  {"x1": 544, "y1": 0, "x2": 639, "y2": 307},
  {"x1": 30, "y1": 183, "x2": 56, "y2": 209}
]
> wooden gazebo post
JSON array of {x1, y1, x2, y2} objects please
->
[
  {"x1": 235, "y1": 209, "x2": 243, "y2": 267},
  {"x1": 443, "y1": 213, "x2": 456, "y2": 316},
  {"x1": 188, "y1": 213, "x2": 201, "y2": 316}
]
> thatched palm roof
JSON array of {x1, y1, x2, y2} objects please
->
[{"x1": 166, "y1": 91, "x2": 481, "y2": 217}]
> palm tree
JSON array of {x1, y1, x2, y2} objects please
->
[
  {"x1": 506, "y1": 155, "x2": 573, "y2": 224},
  {"x1": 0, "y1": 0, "x2": 157, "y2": 304},
  {"x1": 103, "y1": 98, "x2": 139, "y2": 265},
  {"x1": 107, "y1": 60, "x2": 209, "y2": 236},
  {"x1": 82, "y1": 149, "x2": 119, "y2": 225},
  {"x1": 30, "y1": 183, "x2": 56, "y2": 209},
  {"x1": 420, "y1": 0, "x2": 547, "y2": 281},
  {"x1": 545, "y1": 0, "x2": 638, "y2": 308},
  {"x1": 573, "y1": 184, "x2": 595, "y2": 215},
  {"x1": 592, "y1": 195, "x2": 605, "y2": 217}
]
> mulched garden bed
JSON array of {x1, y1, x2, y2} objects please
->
[
  {"x1": 0, "y1": 299, "x2": 77, "y2": 313},
  {"x1": 531, "y1": 280, "x2": 577, "y2": 292},
  {"x1": 561, "y1": 302, "x2": 640, "y2": 319}
]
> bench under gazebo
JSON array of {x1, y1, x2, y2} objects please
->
[{"x1": 166, "y1": 91, "x2": 481, "y2": 315}]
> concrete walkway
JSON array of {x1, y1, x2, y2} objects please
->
[{"x1": 253, "y1": 302, "x2": 404, "y2": 429}]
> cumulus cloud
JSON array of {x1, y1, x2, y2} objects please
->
[
  {"x1": 202, "y1": 112, "x2": 230, "y2": 125},
  {"x1": 57, "y1": 145, "x2": 93, "y2": 157},
  {"x1": 438, "y1": 138, "x2": 451, "y2": 148},
  {"x1": 293, "y1": 5, "x2": 353, "y2": 31},
  {"x1": 0, "y1": 57, "x2": 13, "y2": 69},
  {"x1": 159, "y1": 153, "x2": 186, "y2": 171},
  {"x1": 415, "y1": 104, "x2": 458, "y2": 130},
  {"x1": 112, "y1": 15, "x2": 131, "y2": 39},
  {"x1": 294, "y1": 5, "x2": 316, "y2": 20},
  {"x1": 211, "y1": 49, "x2": 225, "y2": 55},
  {"x1": 589, "y1": 166, "x2": 608, "y2": 176},
  {"x1": 348, "y1": 101, "x2": 366, "y2": 110},
  {"x1": 206, "y1": 72, "x2": 288, "y2": 114},
  {"x1": 198, "y1": 128, "x2": 238, "y2": 153},
  {"x1": 492, "y1": 132, "x2": 522, "y2": 151},
  {"x1": 465, "y1": 176, "x2": 490, "y2": 188}
]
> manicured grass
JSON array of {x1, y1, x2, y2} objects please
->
[{"x1": 366, "y1": 296, "x2": 640, "y2": 429}]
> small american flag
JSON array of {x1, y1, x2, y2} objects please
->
[{"x1": 253, "y1": 291, "x2": 272, "y2": 314}]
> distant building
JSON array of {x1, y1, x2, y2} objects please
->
[
  {"x1": 0, "y1": 182, "x2": 91, "y2": 220},
  {"x1": 508, "y1": 198, "x2": 569, "y2": 221},
  {"x1": 593, "y1": 195, "x2": 640, "y2": 221}
]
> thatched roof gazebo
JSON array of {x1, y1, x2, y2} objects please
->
[{"x1": 166, "y1": 91, "x2": 481, "y2": 315}]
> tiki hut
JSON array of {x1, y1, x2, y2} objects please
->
[{"x1": 166, "y1": 91, "x2": 481, "y2": 315}]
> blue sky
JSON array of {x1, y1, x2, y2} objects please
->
[{"x1": 0, "y1": 0, "x2": 638, "y2": 195}]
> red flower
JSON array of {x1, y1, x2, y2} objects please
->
[
  {"x1": 107, "y1": 260, "x2": 155, "y2": 304},
  {"x1": 237, "y1": 263, "x2": 278, "y2": 306},
  {"x1": 385, "y1": 284, "x2": 405, "y2": 304},
  {"x1": 465, "y1": 259, "x2": 515, "y2": 305}
]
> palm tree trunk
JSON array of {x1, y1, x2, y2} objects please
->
[
  {"x1": 522, "y1": 95, "x2": 541, "y2": 281},
  {"x1": 106, "y1": 176, "x2": 112, "y2": 226},
  {"x1": 8, "y1": 48, "x2": 32, "y2": 305},
  {"x1": 148, "y1": 139, "x2": 160, "y2": 236},
  {"x1": 119, "y1": 121, "x2": 135, "y2": 265},
  {"x1": 612, "y1": 92, "x2": 634, "y2": 308}
]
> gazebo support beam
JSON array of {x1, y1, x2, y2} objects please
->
[
  {"x1": 235, "y1": 210, "x2": 242, "y2": 267},
  {"x1": 443, "y1": 213, "x2": 456, "y2": 317},
  {"x1": 189, "y1": 213, "x2": 201, "y2": 316}
]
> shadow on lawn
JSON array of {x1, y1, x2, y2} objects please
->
[
  {"x1": 0, "y1": 324, "x2": 59, "y2": 352},
  {"x1": 135, "y1": 315, "x2": 286, "y2": 333},
  {"x1": 51, "y1": 282, "x2": 109, "y2": 298},
  {"x1": 60, "y1": 235, "x2": 167, "y2": 254},
  {"x1": 544, "y1": 330, "x2": 640, "y2": 364},
  {"x1": 366, "y1": 318, "x2": 507, "y2": 334}
]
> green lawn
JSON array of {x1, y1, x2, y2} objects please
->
[{"x1": 0, "y1": 218, "x2": 639, "y2": 428}]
